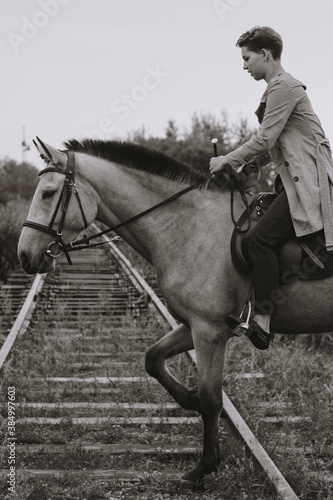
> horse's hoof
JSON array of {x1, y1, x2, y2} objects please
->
[
  {"x1": 180, "y1": 463, "x2": 217, "y2": 491},
  {"x1": 170, "y1": 477, "x2": 204, "y2": 493}
]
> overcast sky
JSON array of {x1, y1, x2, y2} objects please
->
[{"x1": 1, "y1": 0, "x2": 333, "y2": 166}]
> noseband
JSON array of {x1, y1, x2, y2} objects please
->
[{"x1": 23, "y1": 151, "x2": 88, "y2": 265}]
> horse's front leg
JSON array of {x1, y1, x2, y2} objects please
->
[
  {"x1": 145, "y1": 324, "x2": 200, "y2": 412},
  {"x1": 182, "y1": 329, "x2": 227, "y2": 488}
]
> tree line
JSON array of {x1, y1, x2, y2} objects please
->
[{"x1": 127, "y1": 112, "x2": 275, "y2": 191}]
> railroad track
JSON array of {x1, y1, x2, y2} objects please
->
[
  {"x1": 0, "y1": 229, "x2": 331, "y2": 499},
  {"x1": 0, "y1": 269, "x2": 35, "y2": 339}
]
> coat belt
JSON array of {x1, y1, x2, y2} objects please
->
[{"x1": 316, "y1": 138, "x2": 333, "y2": 253}]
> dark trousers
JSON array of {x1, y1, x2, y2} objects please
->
[{"x1": 248, "y1": 190, "x2": 295, "y2": 314}]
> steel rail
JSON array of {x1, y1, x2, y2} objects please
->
[
  {"x1": 97, "y1": 225, "x2": 300, "y2": 500},
  {"x1": 0, "y1": 273, "x2": 45, "y2": 371}
]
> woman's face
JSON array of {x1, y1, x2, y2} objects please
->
[{"x1": 241, "y1": 46, "x2": 267, "y2": 81}]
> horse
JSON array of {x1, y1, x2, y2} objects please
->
[{"x1": 17, "y1": 137, "x2": 333, "y2": 488}]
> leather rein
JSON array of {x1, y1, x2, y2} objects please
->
[
  {"x1": 212, "y1": 165, "x2": 251, "y2": 234},
  {"x1": 23, "y1": 150, "x2": 250, "y2": 266},
  {"x1": 23, "y1": 150, "x2": 198, "y2": 265}
]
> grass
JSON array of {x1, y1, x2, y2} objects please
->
[{"x1": 223, "y1": 335, "x2": 333, "y2": 499}]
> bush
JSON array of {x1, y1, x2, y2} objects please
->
[
  {"x1": 0, "y1": 158, "x2": 38, "y2": 282},
  {"x1": 0, "y1": 158, "x2": 38, "y2": 205},
  {"x1": 0, "y1": 199, "x2": 31, "y2": 282}
]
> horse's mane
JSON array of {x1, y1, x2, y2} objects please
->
[{"x1": 64, "y1": 138, "x2": 249, "y2": 193}]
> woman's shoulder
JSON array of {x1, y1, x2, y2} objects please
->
[{"x1": 269, "y1": 70, "x2": 306, "y2": 91}]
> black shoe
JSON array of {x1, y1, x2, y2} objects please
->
[{"x1": 225, "y1": 314, "x2": 270, "y2": 350}]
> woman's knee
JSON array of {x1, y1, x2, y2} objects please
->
[
  {"x1": 248, "y1": 229, "x2": 277, "y2": 265},
  {"x1": 249, "y1": 228, "x2": 269, "y2": 252}
]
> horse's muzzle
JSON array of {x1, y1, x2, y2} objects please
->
[{"x1": 19, "y1": 250, "x2": 55, "y2": 275}]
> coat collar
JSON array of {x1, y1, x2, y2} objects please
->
[
  {"x1": 255, "y1": 66, "x2": 285, "y2": 123},
  {"x1": 267, "y1": 65, "x2": 285, "y2": 84}
]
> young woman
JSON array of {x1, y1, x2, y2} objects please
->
[{"x1": 209, "y1": 26, "x2": 333, "y2": 342}]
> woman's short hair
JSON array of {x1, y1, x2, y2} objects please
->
[{"x1": 236, "y1": 26, "x2": 283, "y2": 60}]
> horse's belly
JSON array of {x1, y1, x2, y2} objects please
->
[{"x1": 272, "y1": 277, "x2": 333, "y2": 334}]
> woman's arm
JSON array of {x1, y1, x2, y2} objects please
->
[{"x1": 210, "y1": 81, "x2": 304, "y2": 173}]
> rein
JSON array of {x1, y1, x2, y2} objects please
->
[
  {"x1": 23, "y1": 150, "x2": 251, "y2": 266},
  {"x1": 212, "y1": 164, "x2": 251, "y2": 234},
  {"x1": 66, "y1": 184, "x2": 197, "y2": 253},
  {"x1": 23, "y1": 150, "x2": 198, "y2": 264}
]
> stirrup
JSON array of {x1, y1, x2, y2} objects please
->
[{"x1": 226, "y1": 301, "x2": 252, "y2": 337}]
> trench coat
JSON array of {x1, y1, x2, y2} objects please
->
[{"x1": 224, "y1": 66, "x2": 333, "y2": 252}]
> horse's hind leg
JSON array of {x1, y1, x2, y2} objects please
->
[{"x1": 145, "y1": 324, "x2": 200, "y2": 412}]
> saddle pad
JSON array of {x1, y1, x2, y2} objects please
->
[{"x1": 230, "y1": 193, "x2": 333, "y2": 283}]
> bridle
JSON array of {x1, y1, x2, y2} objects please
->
[{"x1": 23, "y1": 151, "x2": 88, "y2": 265}]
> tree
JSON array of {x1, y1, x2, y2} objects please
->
[
  {"x1": 0, "y1": 159, "x2": 38, "y2": 205},
  {"x1": 165, "y1": 120, "x2": 178, "y2": 141},
  {"x1": 0, "y1": 199, "x2": 31, "y2": 282},
  {"x1": 0, "y1": 158, "x2": 38, "y2": 282}
]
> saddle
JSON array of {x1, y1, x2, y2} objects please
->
[{"x1": 231, "y1": 192, "x2": 333, "y2": 284}]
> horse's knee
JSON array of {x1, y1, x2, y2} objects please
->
[
  {"x1": 199, "y1": 380, "x2": 223, "y2": 415},
  {"x1": 201, "y1": 395, "x2": 223, "y2": 417},
  {"x1": 145, "y1": 343, "x2": 162, "y2": 377}
]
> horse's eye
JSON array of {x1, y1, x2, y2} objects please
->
[{"x1": 42, "y1": 190, "x2": 55, "y2": 199}]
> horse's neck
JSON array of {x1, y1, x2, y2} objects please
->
[{"x1": 77, "y1": 154, "x2": 236, "y2": 263}]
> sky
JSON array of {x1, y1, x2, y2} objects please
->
[{"x1": 1, "y1": 0, "x2": 333, "y2": 167}]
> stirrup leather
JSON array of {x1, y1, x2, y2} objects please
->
[{"x1": 229, "y1": 301, "x2": 252, "y2": 337}]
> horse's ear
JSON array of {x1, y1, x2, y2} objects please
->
[{"x1": 33, "y1": 137, "x2": 67, "y2": 168}]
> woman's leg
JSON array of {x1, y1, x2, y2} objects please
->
[{"x1": 248, "y1": 190, "x2": 295, "y2": 326}]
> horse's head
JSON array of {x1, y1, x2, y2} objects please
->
[{"x1": 18, "y1": 138, "x2": 97, "y2": 274}]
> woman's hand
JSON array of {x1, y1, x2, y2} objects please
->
[{"x1": 209, "y1": 155, "x2": 229, "y2": 175}]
